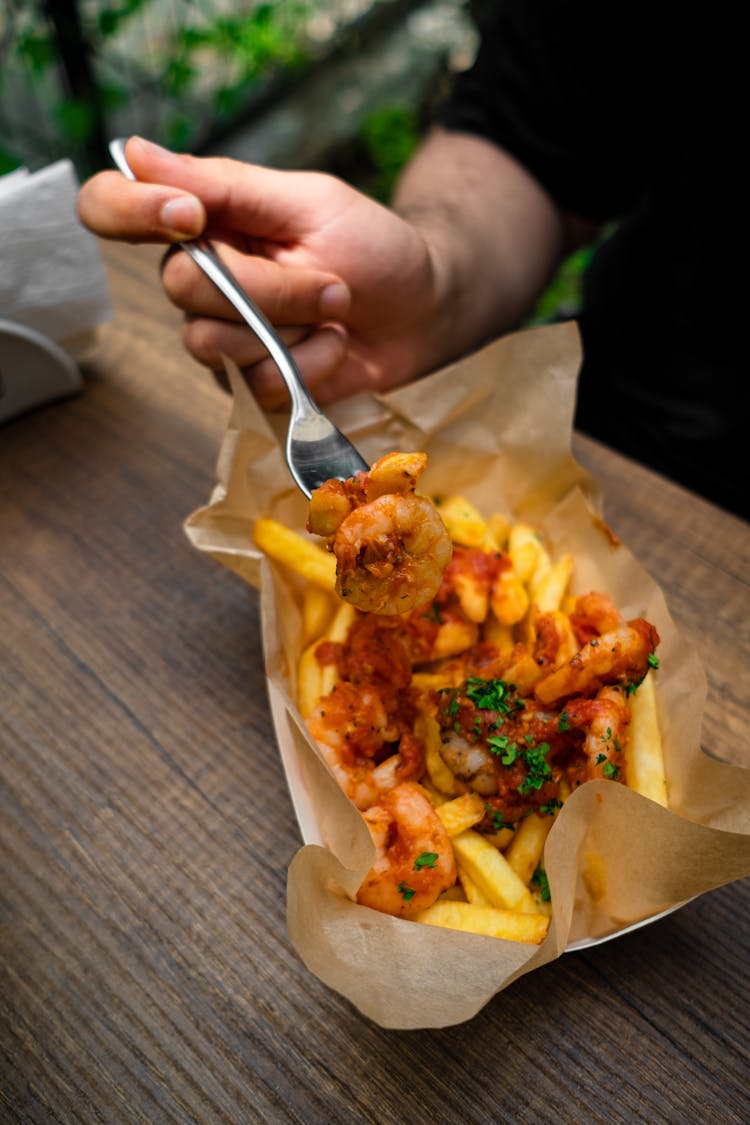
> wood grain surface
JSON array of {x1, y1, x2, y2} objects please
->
[{"x1": 1, "y1": 242, "x2": 748, "y2": 1124}]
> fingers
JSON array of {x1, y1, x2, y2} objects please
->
[
  {"x1": 248, "y1": 326, "x2": 350, "y2": 410},
  {"x1": 162, "y1": 242, "x2": 350, "y2": 327},
  {"x1": 182, "y1": 317, "x2": 309, "y2": 372},
  {"x1": 183, "y1": 318, "x2": 349, "y2": 411},
  {"x1": 121, "y1": 136, "x2": 347, "y2": 239},
  {"x1": 77, "y1": 169, "x2": 206, "y2": 243}
]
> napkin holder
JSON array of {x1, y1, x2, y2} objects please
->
[
  {"x1": 0, "y1": 159, "x2": 112, "y2": 423},
  {"x1": 0, "y1": 318, "x2": 83, "y2": 422}
]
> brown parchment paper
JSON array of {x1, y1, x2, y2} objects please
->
[{"x1": 185, "y1": 321, "x2": 750, "y2": 1029}]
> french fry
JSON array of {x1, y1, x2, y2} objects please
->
[
  {"x1": 525, "y1": 541, "x2": 553, "y2": 597},
  {"x1": 457, "y1": 865, "x2": 492, "y2": 906},
  {"x1": 414, "y1": 710, "x2": 461, "y2": 796},
  {"x1": 482, "y1": 613, "x2": 515, "y2": 655},
  {"x1": 317, "y1": 601, "x2": 356, "y2": 697},
  {"x1": 430, "y1": 619, "x2": 479, "y2": 661},
  {"x1": 435, "y1": 792, "x2": 486, "y2": 836},
  {"x1": 415, "y1": 900, "x2": 549, "y2": 944},
  {"x1": 487, "y1": 511, "x2": 511, "y2": 550},
  {"x1": 302, "y1": 586, "x2": 335, "y2": 647},
  {"x1": 451, "y1": 829, "x2": 539, "y2": 914},
  {"x1": 625, "y1": 671, "x2": 668, "y2": 806},
  {"x1": 253, "y1": 518, "x2": 336, "y2": 590},
  {"x1": 436, "y1": 495, "x2": 494, "y2": 548},
  {"x1": 490, "y1": 568, "x2": 529, "y2": 625},
  {"x1": 508, "y1": 523, "x2": 545, "y2": 583},
  {"x1": 453, "y1": 572, "x2": 489, "y2": 623},
  {"x1": 505, "y1": 812, "x2": 554, "y2": 885},
  {"x1": 297, "y1": 641, "x2": 324, "y2": 718},
  {"x1": 530, "y1": 553, "x2": 574, "y2": 612}
]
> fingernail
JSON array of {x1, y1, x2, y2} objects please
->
[
  {"x1": 159, "y1": 196, "x2": 203, "y2": 237},
  {"x1": 319, "y1": 282, "x2": 350, "y2": 319},
  {"x1": 130, "y1": 135, "x2": 171, "y2": 158}
]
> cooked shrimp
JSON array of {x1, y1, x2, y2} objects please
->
[
  {"x1": 438, "y1": 731, "x2": 498, "y2": 795},
  {"x1": 357, "y1": 782, "x2": 456, "y2": 918},
  {"x1": 307, "y1": 679, "x2": 420, "y2": 809},
  {"x1": 332, "y1": 493, "x2": 452, "y2": 614},
  {"x1": 308, "y1": 451, "x2": 453, "y2": 615},
  {"x1": 564, "y1": 685, "x2": 630, "y2": 782},
  {"x1": 534, "y1": 617, "x2": 659, "y2": 706}
]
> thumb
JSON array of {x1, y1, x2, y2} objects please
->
[{"x1": 125, "y1": 136, "x2": 344, "y2": 241}]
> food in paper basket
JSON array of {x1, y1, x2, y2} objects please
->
[{"x1": 253, "y1": 452, "x2": 666, "y2": 946}]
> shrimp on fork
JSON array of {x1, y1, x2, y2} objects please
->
[
  {"x1": 357, "y1": 782, "x2": 457, "y2": 918},
  {"x1": 308, "y1": 452, "x2": 452, "y2": 615}
]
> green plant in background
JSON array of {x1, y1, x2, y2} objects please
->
[
  {"x1": 527, "y1": 244, "x2": 593, "y2": 325},
  {"x1": 3, "y1": 0, "x2": 315, "y2": 171},
  {"x1": 360, "y1": 103, "x2": 421, "y2": 202}
]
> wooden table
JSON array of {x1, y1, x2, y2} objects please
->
[{"x1": 2, "y1": 243, "x2": 748, "y2": 1123}]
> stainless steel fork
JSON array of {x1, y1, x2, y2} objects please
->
[{"x1": 108, "y1": 138, "x2": 369, "y2": 497}]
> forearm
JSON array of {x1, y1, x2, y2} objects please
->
[{"x1": 392, "y1": 127, "x2": 575, "y2": 365}]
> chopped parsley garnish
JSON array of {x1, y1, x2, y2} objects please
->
[
  {"x1": 487, "y1": 734, "x2": 519, "y2": 765},
  {"x1": 423, "y1": 603, "x2": 443, "y2": 624},
  {"x1": 539, "y1": 798, "x2": 563, "y2": 815},
  {"x1": 397, "y1": 881, "x2": 416, "y2": 902},
  {"x1": 486, "y1": 805, "x2": 515, "y2": 833},
  {"x1": 601, "y1": 727, "x2": 612, "y2": 742},
  {"x1": 414, "y1": 852, "x2": 439, "y2": 871},
  {"x1": 595, "y1": 752, "x2": 607, "y2": 765},
  {"x1": 531, "y1": 865, "x2": 551, "y2": 902},
  {"x1": 624, "y1": 672, "x2": 647, "y2": 696},
  {"x1": 558, "y1": 711, "x2": 571, "y2": 732},
  {"x1": 602, "y1": 760, "x2": 621, "y2": 780},
  {"x1": 647, "y1": 653, "x2": 660, "y2": 669},
  {"x1": 518, "y1": 742, "x2": 553, "y2": 795},
  {"x1": 465, "y1": 678, "x2": 524, "y2": 715}
]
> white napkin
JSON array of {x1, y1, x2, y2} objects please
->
[{"x1": 0, "y1": 159, "x2": 112, "y2": 355}]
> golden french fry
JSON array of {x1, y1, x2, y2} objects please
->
[
  {"x1": 411, "y1": 669, "x2": 460, "y2": 693},
  {"x1": 501, "y1": 649, "x2": 542, "y2": 695},
  {"x1": 505, "y1": 812, "x2": 554, "y2": 885},
  {"x1": 490, "y1": 568, "x2": 529, "y2": 625},
  {"x1": 297, "y1": 641, "x2": 324, "y2": 718},
  {"x1": 487, "y1": 511, "x2": 511, "y2": 550},
  {"x1": 625, "y1": 671, "x2": 668, "y2": 806},
  {"x1": 457, "y1": 865, "x2": 492, "y2": 906},
  {"x1": 453, "y1": 572, "x2": 489, "y2": 623},
  {"x1": 415, "y1": 900, "x2": 549, "y2": 944},
  {"x1": 508, "y1": 523, "x2": 545, "y2": 583},
  {"x1": 436, "y1": 495, "x2": 493, "y2": 548},
  {"x1": 435, "y1": 792, "x2": 486, "y2": 836},
  {"x1": 414, "y1": 709, "x2": 461, "y2": 796},
  {"x1": 318, "y1": 601, "x2": 356, "y2": 697},
  {"x1": 530, "y1": 553, "x2": 574, "y2": 612},
  {"x1": 302, "y1": 586, "x2": 335, "y2": 646},
  {"x1": 430, "y1": 619, "x2": 479, "y2": 661},
  {"x1": 451, "y1": 830, "x2": 539, "y2": 914},
  {"x1": 482, "y1": 613, "x2": 515, "y2": 654},
  {"x1": 253, "y1": 518, "x2": 336, "y2": 590},
  {"x1": 437, "y1": 884, "x2": 468, "y2": 903}
]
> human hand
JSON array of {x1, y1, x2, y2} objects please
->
[{"x1": 77, "y1": 137, "x2": 451, "y2": 407}]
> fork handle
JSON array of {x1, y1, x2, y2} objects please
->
[{"x1": 183, "y1": 239, "x2": 320, "y2": 421}]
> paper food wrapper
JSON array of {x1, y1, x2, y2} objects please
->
[{"x1": 185, "y1": 322, "x2": 750, "y2": 1029}]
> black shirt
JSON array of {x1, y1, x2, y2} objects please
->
[{"x1": 439, "y1": 2, "x2": 749, "y2": 519}]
